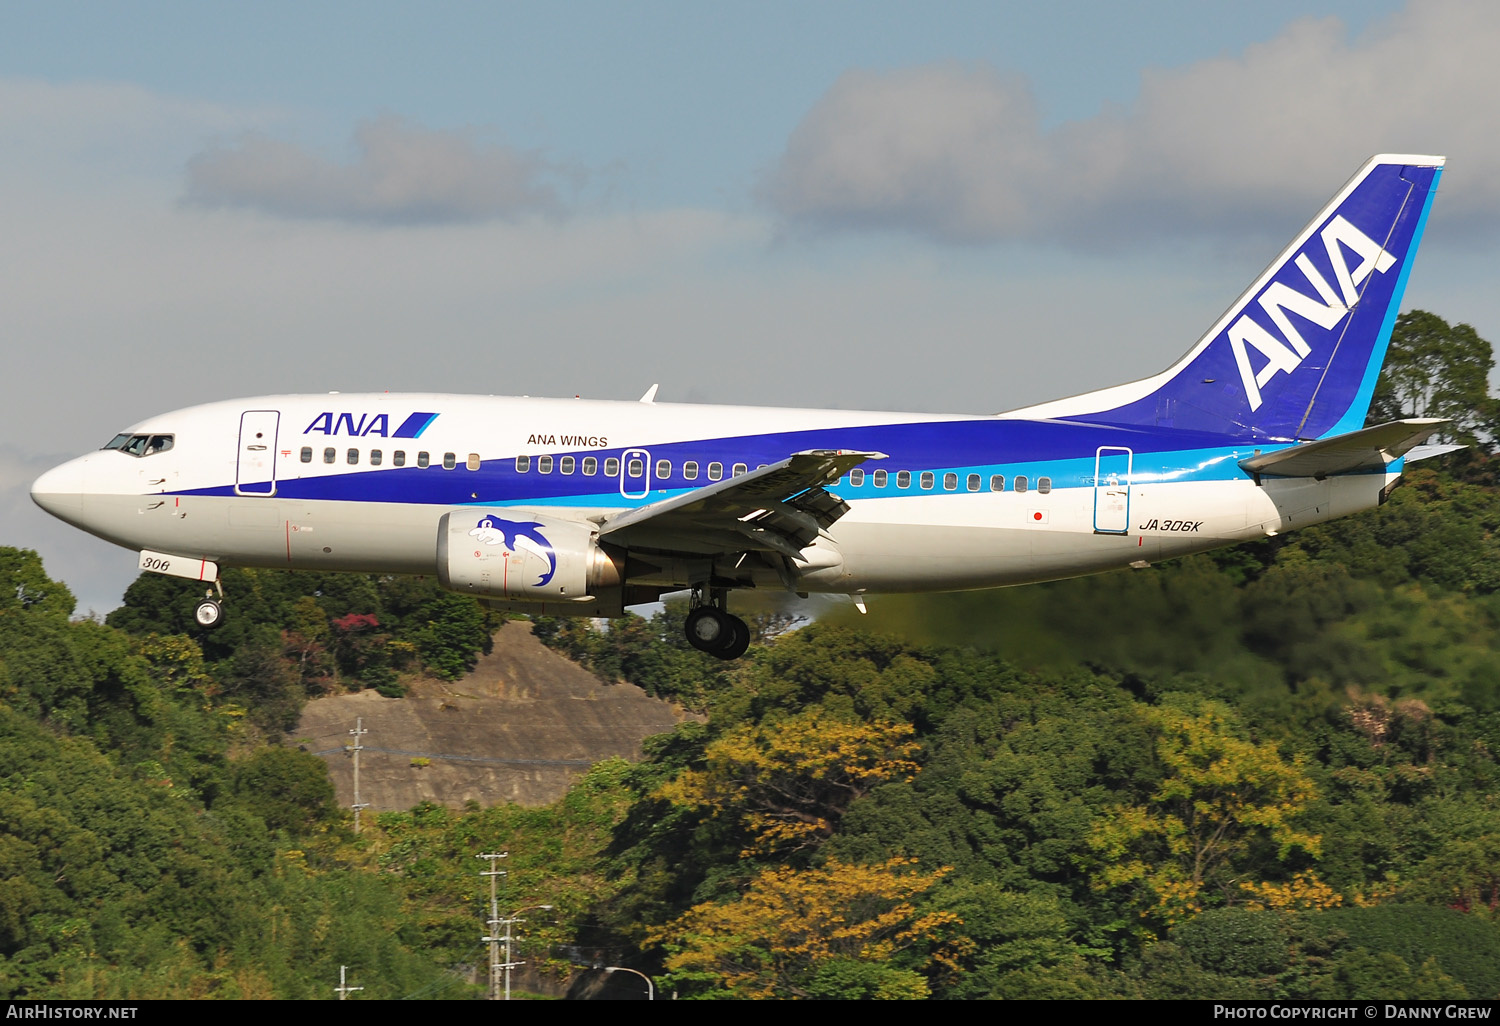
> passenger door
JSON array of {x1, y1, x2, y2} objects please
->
[
  {"x1": 236, "y1": 410, "x2": 281, "y2": 496},
  {"x1": 1093, "y1": 446, "x2": 1132, "y2": 534}
]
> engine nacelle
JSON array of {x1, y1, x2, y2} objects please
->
[{"x1": 437, "y1": 509, "x2": 623, "y2": 602}]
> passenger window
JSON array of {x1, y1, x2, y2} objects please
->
[
  {"x1": 967, "y1": 473, "x2": 980, "y2": 491},
  {"x1": 347, "y1": 448, "x2": 359, "y2": 465},
  {"x1": 515, "y1": 455, "x2": 530, "y2": 473},
  {"x1": 560, "y1": 456, "x2": 575, "y2": 475},
  {"x1": 627, "y1": 458, "x2": 643, "y2": 478},
  {"x1": 300, "y1": 447, "x2": 313, "y2": 463},
  {"x1": 417, "y1": 451, "x2": 430, "y2": 468},
  {"x1": 656, "y1": 459, "x2": 671, "y2": 479},
  {"x1": 683, "y1": 461, "x2": 699, "y2": 480},
  {"x1": 990, "y1": 474, "x2": 1004, "y2": 492},
  {"x1": 442, "y1": 453, "x2": 457, "y2": 470},
  {"x1": 466, "y1": 453, "x2": 480, "y2": 471},
  {"x1": 538, "y1": 455, "x2": 553, "y2": 474},
  {"x1": 873, "y1": 469, "x2": 888, "y2": 487},
  {"x1": 920, "y1": 472, "x2": 935, "y2": 490},
  {"x1": 393, "y1": 451, "x2": 406, "y2": 467},
  {"x1": 604, "y1": 457, "x2": 620, "y2": 476},
  {"x1": 897, "y1": 470, "x2": 911, "y2": 489},
  {"x1": 943, "y1": 472, "x2": 958, "y2": 491},
  {"x1": 582, "y1": 457, "x2": 597, "y2": 476},
  {"x1": 708, "y1": 462, "x2": 723, "y2": 481},
  {"x1": 1015, "y1": 475, "x2": 1029, "y2": 493},
  {"x1": 1039, "y1": 477, "x2": 1052, "y2": 494},
  {"x1": 732, "y1": 463, "x2": 747, "y2": 477},
  {"x1": 850, "y1": 469, "x2": 865, "y2": 487},
  {"x1": 324, "y1": 448, "x2": 336, "y2": 464},
  {"x1": 371, "y1": 450, "x2": 383, "y2": 466}
]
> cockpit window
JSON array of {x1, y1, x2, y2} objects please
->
[{"x1": 102, "y1": 433, "x2": 174, "y2": 457}]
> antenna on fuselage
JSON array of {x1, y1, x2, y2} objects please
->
[{"x1": 639, "y1": 384, "x2": 659, "y2": 404}]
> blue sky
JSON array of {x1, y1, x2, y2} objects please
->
[{"x1": 3, "y1": 0, "x2": 1494, "y2": 612}]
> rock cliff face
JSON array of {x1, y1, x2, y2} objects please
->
[{"x1": 297, "y1": 621, "x2": 690, "y2": 810}]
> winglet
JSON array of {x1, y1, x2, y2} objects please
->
[{"x1": 639, "y1": 384, "x2": 659, "y2": 404}]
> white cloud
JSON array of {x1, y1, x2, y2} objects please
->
[
  {"x1": 185, "y1": 115, "x2": 569, "y2": 224},
  {"x1": 764, "y1": 0, "x2": 1500, "y2": 246}
]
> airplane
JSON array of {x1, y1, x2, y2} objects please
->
[{"x1": 32, "y1": 154, "x2": 1452, "y2": 660}]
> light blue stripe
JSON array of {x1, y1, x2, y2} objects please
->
[{"x1": 1325, "y1": 165, "x2": 1443, "y2": 438}]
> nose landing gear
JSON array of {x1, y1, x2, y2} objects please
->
[
  {"x1": 193, "y1": 581, "x2": 226, "y2": 631},
  {"x1": 685, "y1": 588, "x2": 750, "y2": 660}
]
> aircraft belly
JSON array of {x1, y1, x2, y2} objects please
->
[
  {"x1": 825, "y1": 489, "x2": 1144, "y2": 591},
  {"x1": 267, "y1": 499, "x2": 439, "y2": 573},
  {"x1": 824, "y1": 481, "x2": 1268, "y2": 593},
  {"x1": 68, "y1": 495, "x2": 442, "y2": 576},
  {"x1": 1249, "y1": 474, "x2": 1385, "y2": 535}
]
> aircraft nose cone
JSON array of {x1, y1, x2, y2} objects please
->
[{"x1": 31, "y1": 459, "x2": 86, "y2": 522}]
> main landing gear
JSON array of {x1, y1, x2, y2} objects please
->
[
  {"x1": 685, "y1": 589, "x2": 750, "y2": 660},
  {"x1": 194, "y1": 582, "x2": 226, "y2": 631}
]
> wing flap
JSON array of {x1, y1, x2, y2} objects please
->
[
  {"x1": 599, "y1": 449, "x2": 886, "y2": 557},
  {"x1": 1238, "y1": 418, "x2": 1448, "y2": 478}
]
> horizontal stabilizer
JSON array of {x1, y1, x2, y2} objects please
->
[
  {"x1": 1405, "y1": 443, "x2": 1466, "y2": 464},
  {"x1": 1238, "y1": 419, "x2": 1447, "y2": 479}
]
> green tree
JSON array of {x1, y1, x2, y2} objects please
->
[
  {"x1": 228, "y1": 747, "x2": 338, "y2": 835},
  {"x1": 0, "y1": 548, "x2": 75, "y2": 619},
  {"x1": 1085, "y1": 697, "x2": 1322, "y2": 927},
  {"x1": 1369, "y1": 310, "x2": 1494, "y2": 446}
]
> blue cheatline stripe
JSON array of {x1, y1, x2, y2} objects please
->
[
  {"x1": 176, "y1": 407, "x2": 1407, "y2": 508},
  {"x1": 186, "y1": 443, "x2": 1270, "y2": 509},
  {"x1": 393, "y1": 412, "x2": 439, "y2": 438},
  {"x1": 174, "y1": 433, "x2": 1395, "y2": 509}
]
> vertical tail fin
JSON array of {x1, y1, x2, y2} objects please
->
[{"x1": 1009, "y1": 154, "x2": 1445, "y2": 441}]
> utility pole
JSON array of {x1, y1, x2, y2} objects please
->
[
  {"x1": 335, "y1": 965, "x2": 363, "y2": 1000},
  {"x1": 499, "y1": 904, "x2": 553, "y2": 1000},
  {"x1": 348, "y1": 717, "x2": 370, "y2": 833},
  {"x1": 477, "y1": 852, "x2": 510, "y2": 1000}
]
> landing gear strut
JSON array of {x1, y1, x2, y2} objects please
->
[
  {"x1": 193, "y1": 581, "x2": 226, "y2": 631},
  {"x1": 685, "y1": 588, "x2": 750, "y2": 660}
]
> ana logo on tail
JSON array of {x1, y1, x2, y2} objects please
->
[
  {"x1": 1230, "y1": 215, "x2": 1398, "y2": 411},
  {"x1": 469, "y1": 515, "x2": 558, "y2": 587}
]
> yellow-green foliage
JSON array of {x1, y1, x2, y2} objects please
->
[
  {"x1": 652, "y1": 857, "x2": 959, "y2": 999},
  {"x1": 656, "y1": 708, "x2": 919, "y2": 856},
  {"x1": 1085, "y1": 698, "x2": 1321, "y2": 926}
]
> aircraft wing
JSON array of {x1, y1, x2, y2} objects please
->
[
  {"x1": 1238, "y1": 418, "x2": 1449, "y2": 478},
  {"x1": 597, "y1": 449, "x2": 886, "y2": 560}
]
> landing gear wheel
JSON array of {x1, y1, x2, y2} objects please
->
[
  {"x1": 713, "y1": 614, "x2": 751, "y2": 661},
  {"x1": 685, "y1": 607, "x2": 729, "y2": 653},
  {"x1": 684, "y1": 606, "x2": 752, "y2": 660},
  {"x1": 194, "y1": 598, "x2": 224, "y2": 630}
]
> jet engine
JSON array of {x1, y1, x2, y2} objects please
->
[{"x1": 437, "y1": 509, "x2": 623, "y2": 606}]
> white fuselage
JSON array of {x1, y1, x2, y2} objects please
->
[{"x1": 31, "y1": 392, "x2": 1394, "y2": 604}]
